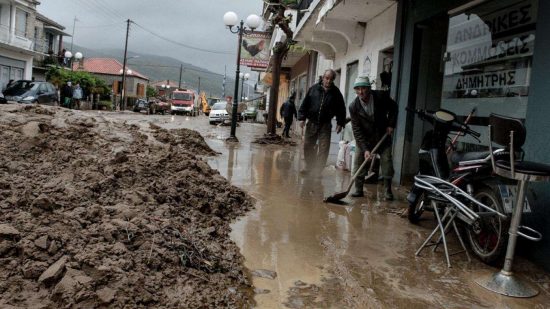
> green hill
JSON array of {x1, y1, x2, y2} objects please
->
[{"x1": 72, "y1": 45, "x2": 235, "y2": 98}]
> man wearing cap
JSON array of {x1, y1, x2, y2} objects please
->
[
  {"x1": 298, "y1": 69, "x2": 346, "y2": 174},
  {"x1": 349, "y1": 76, "x2": 398, "y2": 200}
]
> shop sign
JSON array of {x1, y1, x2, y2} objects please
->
[
  {"x1": 240, "y1": 31, "x2": 271, "y2": 69},
  {"x1": 442, "y1": 0, "x2": 537, "y2": 100}
]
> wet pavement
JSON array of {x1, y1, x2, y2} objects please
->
[{"x1": 97, "y1": 111, "x2": 550, "y2": 308}]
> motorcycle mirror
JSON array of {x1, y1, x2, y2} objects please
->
[{"x1": 435, "y1": 110, "x2": 455, "y2": 122}]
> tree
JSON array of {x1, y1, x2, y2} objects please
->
[
  {"x1": 264, "y1": 1, "x2": 295, "y2": 137},
  {"x1": 146, "y1": 85, "x2": 158, "y2": 98},
  {"x1": 45, "y1": 67, "x2": 110, "y2": 96}
]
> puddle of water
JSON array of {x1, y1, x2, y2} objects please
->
[{"x1": 97, "y1": 113, "x2": 550, "y2": 308}]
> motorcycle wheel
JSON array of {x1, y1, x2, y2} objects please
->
[
  {"x1": 408, "y1": 190, "x2": 426, "y2": 223},
  {"x1": 466, "y1": 187, "x2": 509, "y2": 264}
]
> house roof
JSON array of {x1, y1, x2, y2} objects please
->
[
  {"x1": 150, "y1": 80, "x2": 180, "y2": 88},
  {"x1": 75, "y1": 58, "x2": 149, "y2": 80}
]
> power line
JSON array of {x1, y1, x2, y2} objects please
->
[
  {"x1": 73, "y1": 0, "x2": 126, "y2": 31},
  {"x1": 77, "y1": 22, "x2": 123, "y2": 28},
  {"x1": 131, "y1": 21, "x2": 234, "y2": 55},
  {"x1": 129, "y1": 63, "x2": 226, "y2": 77},
  {"x1": 94, "y1": 0, "x2": 126, "y2": 19}
]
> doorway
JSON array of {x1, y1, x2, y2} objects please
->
[{"x1": 402, "y1": 14, "x2": 449, "y2": 178}]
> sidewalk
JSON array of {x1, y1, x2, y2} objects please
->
[{"x1": 200, "y1": 122, "x2": 550, "y2": 308}]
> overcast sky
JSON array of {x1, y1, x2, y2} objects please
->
[{"x1": 38, "y1": 0, "x2": 264, "y2": 76}]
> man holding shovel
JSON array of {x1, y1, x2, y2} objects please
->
[{"x1": 349, "y1": 76, "x2": 398, "y2": 200}]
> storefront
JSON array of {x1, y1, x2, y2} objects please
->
[{"x1": 393, "y1": 0, "x2": 550, "y2": 270}]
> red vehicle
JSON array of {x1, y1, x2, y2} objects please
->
[{"x1": 169, "y1": 89, "x2": 199, "y2": 116}]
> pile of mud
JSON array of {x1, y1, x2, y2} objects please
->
[
  {"x1": 253, "y1": 134, "x2": 296, "y2": 146},
  {"x1": 0, "y1": 105, "x2": 254, "y2": 308}
]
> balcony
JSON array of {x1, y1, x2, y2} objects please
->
[
  {"x1": 296, "y1": 0, "x2": 315, "y2": 25},
  {"x1": 0, "y1": 23, "x2": 34, "y2": 51}
]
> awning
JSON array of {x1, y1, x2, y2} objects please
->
[{"x1": 44, "y1": 26, "x2": 72, "y2": 37}]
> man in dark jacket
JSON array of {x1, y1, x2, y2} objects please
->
[
  {"x1": 280, "y1": 92, "x2": 297, "y2": 138},
  {"x1": 349, "y1": 76, "x2": 398, "y2": 200},
  {"x1": 298, "y1": 69, "x2": 346, "y2": 174},
  {"x1": 60, "y1": 81, "x2": 73, "y2": 108}
]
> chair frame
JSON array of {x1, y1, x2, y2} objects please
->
[{"x1": 476, "y1": 114, "x2": 543, "y2": 298}]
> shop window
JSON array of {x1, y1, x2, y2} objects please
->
[
  {"x1": 441, "y1": 0, "x2": 538, "y2": 120},
  {"x1": 379, "y1": 48, "x2": 393, "y2": 91}
]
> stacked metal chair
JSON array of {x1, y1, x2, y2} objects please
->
[{"x1": 413, "y1": 174, "x2": 506, "y2": 268}]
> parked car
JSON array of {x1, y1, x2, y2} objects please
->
[
  {"x1": 3, "y1": 80, "x2": 58, "y2": 105},
  {"x1": 242, "y1": 106, "x2": 258, "y2": 121},
  {"x1": 208, "y1": 101, "x2": 229, "y2": 124},
  {"x1": 133, "y1": 99, "x2": 151, "y2": 114}
]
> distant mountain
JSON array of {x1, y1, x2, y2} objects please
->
[{"x1": 72, "y1": 44, "x2": 235, "y2": 98}]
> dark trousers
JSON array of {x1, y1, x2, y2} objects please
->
[
  {"x1": 303, "y1": 121, "x2": 332, "y2": 171},
  {"x1": 353, "y1": 143, "x2": 394, "y2": 193},
  {"x1": 282, "y1": 117, "x2": 293, "y2": 137}
]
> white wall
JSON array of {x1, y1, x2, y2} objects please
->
[
  {"x1": 0, "y1": 47, "x2": 33, "y2": 79},
  {"x1": 332, "y1": 3, "x2": 397, "y2": 92},
  {"x1": 315, "y1": 55, "x2": 333, "y2": 84}
]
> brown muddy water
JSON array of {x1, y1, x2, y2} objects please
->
[{"x1": 104, "y1": 112, "x2": 550, "y2": 308}]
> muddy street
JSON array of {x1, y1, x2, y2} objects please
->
[
  {"x1": 102, "y1": 111, "x2": 550, "y2": 308},
  {"x1": 2, "y1": 106, "x2": 550, "y2": 308}
]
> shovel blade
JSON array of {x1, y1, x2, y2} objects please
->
[{"x1": 323, "y1": 190, "x2": 350, "y2": 203}]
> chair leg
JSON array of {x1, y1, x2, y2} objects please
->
[{"x1": 475, "y1": 180, "x2": 539, "y2": 297}]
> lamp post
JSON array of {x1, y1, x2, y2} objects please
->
[
  {"x1": 223, "y1": 11, "x2": 261, "y2": 142},
  {"x1": 65, "y1": 51, "x2": 83, "y2": 71},
  {"x1": 239, "y1": 72, "x2": 250, "y2": 101},
  {"x1": 161, "y1": 84, "x2": 171, "y2": 100},
  {"x1": 119, "y1": 68, "x2": 132, "y2": 111}
]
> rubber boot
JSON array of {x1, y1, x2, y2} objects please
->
[
  {"x1": 384, "y1": 178, "x2": 394, "y2": 201},
  {"x1": 351, "y1": 179, "x2": 364, "y2": 197}
]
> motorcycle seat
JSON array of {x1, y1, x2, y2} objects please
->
[
  {"x1": 496, "y1": 160, "x2": 550, "y2": 177},
  {"x1": 450, "y1": 151, "x2": 490, "y2": 165}
]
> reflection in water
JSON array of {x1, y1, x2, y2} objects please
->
[{"x1": 226, "y1": 144, "x2": 237, "y2": 182}]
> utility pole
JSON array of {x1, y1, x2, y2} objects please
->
[
  {"x1": 198, "y1": 77, "x2": 201, "y2": 94},
  {"x1": 121, "y1": 19, "x2": 131, "y2": 111},
  {"x1": 70, "y1": 16, "x2": 78, "y2": 52},
  {"x1": 178, "y1": 64, "x2": 183, "y2": 89}
]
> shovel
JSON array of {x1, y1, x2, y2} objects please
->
[{"x1": 324, "y1": 133, "x2": 389, "y2": 203}]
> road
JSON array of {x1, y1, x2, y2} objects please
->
[{"x1": 101, "y1": 111, "x2": 550, "y2": 308}]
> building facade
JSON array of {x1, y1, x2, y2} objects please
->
[
  {"x1": 0, "y1": 0, "x2": 39, "y2": 89},
  {"x1": 392, "y1": 0, "x2": 549, "y2": 270},
  {"x1": 263, "y1": 0, "x2": 550, "y2": 270},
  {"x1": 0, "y1": 0, "x2": 69, "y2": 87},
  {"x1": 76, "y1": 58, "x2": 149, "y2": 99}
]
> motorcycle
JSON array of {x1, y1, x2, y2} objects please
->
[{"x1": 406, "y1": 108, "x2": 512, "y2": 263}]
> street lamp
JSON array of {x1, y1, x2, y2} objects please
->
[
  {"x1": 223, "y1": 11, "x2": 261, "y2": 142},
  {"x1": 239, "y1": 72, "x2": 250, "y2": 101},
  {"x1": 65, "y1": 51, "x2": 83, "y2": 71},
  {"x1": 119, "y1": 68, "x2": 132, "y2": 111},
  {"x1": 161, "y1": 84, "x2": 171, "y2": 100}
]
